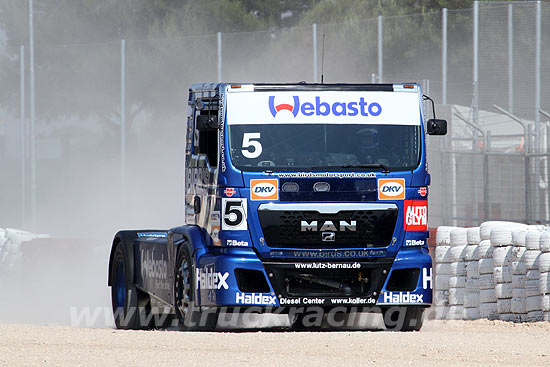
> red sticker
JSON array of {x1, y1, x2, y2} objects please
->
[
  {"x1": 418, "y1": 187, "x2": 428, "y2": 197},
  {"x1": 224, "y1": 188, "x2": 236, "y2": 197},
  {"x1": 404, "y1": 200, "x2": 428, "y2": 231}
]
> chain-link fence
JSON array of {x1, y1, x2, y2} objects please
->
[{"x1": 1, "y1": 1, "x2": 550, "y2": 236}]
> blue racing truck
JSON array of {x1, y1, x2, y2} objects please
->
[{"x1": 108, "y1": 83, "x2": 446, "y2": 331}]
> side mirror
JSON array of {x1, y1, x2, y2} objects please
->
[
  {"x1": 427, "y1": 119, "x2": 447, "y2": 135},
  {"x1": 196, "y1": 114, "x2": 218, "y2": 131}
]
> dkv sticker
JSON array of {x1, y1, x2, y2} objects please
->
[
  {"x1": 378, "y1": 178, "x2": 405, "y2": 200},
  {"x1": 250, "y1": 179, "x2": 278, "y2": 201}
]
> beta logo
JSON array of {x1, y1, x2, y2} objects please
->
[
  {"x1": 378, "y1": 179, "x2": 405, "y2": 200},
  {"x1": 404, "y1": 200, "x2": 428, "y2": 231},
  {"x1": 405, "y1": 239, "x2": 425, "y2": 247},
  {"x1": 250, "y1": 179, "x2": 278, "y2": 201},
  {"x1": 268, "y1": 95, "x2": 382, "y2": 118}
]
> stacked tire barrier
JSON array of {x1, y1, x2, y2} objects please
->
[
  {"x1": 539, "y1": 231, "x2": 550, "y2": 321},
  {"x1": 464, "y1": 227, "x2": 481, "y2": 319},
  {"x1": 448, "y1": 227, "x2": 468, "y2": 320},
  {"x1": 511, "y1": 230, "x2": 528, "y2": 322},
  {"x1": 524, "y1": 230, "x2": 543, "y2": 322},
  {"x1": 434, "y1": 222, "x2": 550, "y2": 322},
  {"x1": 434, "y1": 226, "x2": 453, "y2": 320},
  {"x1": 539, "y1": 232, "x2": 550, "y2": 321}
]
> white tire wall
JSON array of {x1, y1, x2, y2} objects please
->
[
  {"x1": 434, "y1": 227, "x2": 456, "y2": 320},
  {"x1": 433, "y1": 224, "x2": 550, "y2": 322}
]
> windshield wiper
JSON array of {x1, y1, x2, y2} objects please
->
[{"x1": 311, "y1": 164, "x2": 390, "y2": 172}]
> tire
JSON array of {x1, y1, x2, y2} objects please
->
[
  {"x1": 526, "y1": 230, "x2": 542, "y2": 250},
  {"x1": 382, "y1": 306, "x2": 425, "y2": 331},
  {"x1": 479, "y1": 302, "x2": 497, "y2": 319},
  {"x1": 524, "y1": 250, "x2": 541, "y2": 270},
  {"x1": 541, "y1": 231, "x2": 550, "y2": 252},
  {"x1": 435, "y1": 274, "x2": 450, "y2": 290},
  {"x1": 174, "y1": 245, "x2": 218, "y2": 331},
  {"x1": 463, "y1": 292, "x2": 479, "y2": 308},
  {"x1": 539, "y1": 253, "x2": 550, "y2": 273},
  {"x1": 480, "y1": 289, "x2": 496, "y2": 303},
  {"x1": 511, "y1": 297, "x2": 526, "y2": 314},
  {"x1": 540, "y1": 272, "x2": 550, "y2": 294},
  {"x1": 509, "y1": 247, "x2": 525, "y2": 262},
  {"x1": 450, "y1": 261, "x2": 467, "y2": 276},
  {"x1": 526, "y1": 295, "x2": 542, "y2": 312},
  {"x1": 450, "y1": 228, "x2": 468, "y2": 247},
  {"x1": 435, "y1": 246, "x2": 451, "y2": 263},
  {"x1": 467, "y1": 227, "x2": 481, "y2": 246},
  {"x1": 474, "y1": 240, "x2": 493, "y2": 260},
  {"x1": 466, "y1": 277, "x2": 480, "y2": 292},
  {"x1": 449, "y1": 276, "x2": 466, "y2": 288},
  {"x1": 447, "y1": 305, "x2": 464, "y2": 320},
  {"x1": 512, "y1": 288, "x2": 525, "y2": 298},
  {"x1": 525, "y1": 279, "x2": 541, "y2": 297},
  {"x1": 511, "y1": 261, "x2": 526, "y2": 275},
  {"x1": 436, "y1": 227, "x2": 454, "y2": 246},
  {"x1": 449, "y1": 287, "x2": 465, "y2": 305},
  {"x1": 511, "y1": 230, "x2": 526, "y2": 247},
  {"x1": 495, "y1": 283, "x2": 512, "y2": 299},
  {"x1": 490, "y1": 228, "x2": 512, "y2": 247},
  {"x1": 434, "y1": 290, "x2": 449, "y2": 307},
  {"x1": 463, "y1": 245, "x2": 477, "y2": 261},
  {"x1": 464, "y1": 307, "x2": 480, "y2": 320},
  {"x1": 478, "y1": 273, "x2": 495, "y2": 290},
  {"x1": 478, "y1": 258, "x2": 493, "y2": 275},
  {"x1": 466, "y1": 261, "x2": 479, "y2": 279},
  {"x1": 110, "y1": 242, "x2": 150, "y2": 330},
  {"x1": 449, "y1": 246, "x2": 466, "y2": 262},
  {"x1": 492, "y1": 247, "x2": 510, "y2": 267},
  {"x1": 512, "y1": 274, "x2": 526, "y2": 289},
  {"x1": 494, "y1": 266, "x2": 511, "y2": 283},
  {"x1": 526, "y1": 269, "x2": 540, "y2": 280},
  {"x1": 435, "y1": 263, "x2": 451, "y2": 275},
  {"x1": 542, "y1": 295, "x2": 550, "y2": 312}
]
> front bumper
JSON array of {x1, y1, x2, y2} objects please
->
[{"x1": 194, "y1": 246, "x2": 432, "y2": 308}]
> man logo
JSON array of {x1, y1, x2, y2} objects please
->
[
  {"x1": 378, "y1": 178, "x2": 405, "y2": 200},
  {"x1": 322, "y1": 232, "x2": 336, "y2": 242},
  {"x1": 250, "y1": 179, "x2": 279, "y2": 201}
]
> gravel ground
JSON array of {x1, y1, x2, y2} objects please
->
[{"x1": 1, "y1": 320, "x2": 550, "y2": 366}]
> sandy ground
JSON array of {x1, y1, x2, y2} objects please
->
[{"x1": 1, "y1": 320, "x2": 550, "y2": 366}]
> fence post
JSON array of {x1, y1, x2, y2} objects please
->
[
  {"x1": 507, "y1": 4, "x2": 514, "y2": 113},
  {"x1": 28, "y1": 0, "x2": 36, "y2": 229},
  {"x1": 120, "y1": 39, "x2": 126, "y2": 212},
  {"x1": 483, "y1": 132, "x2": 490, "y2": 222},
  {"x1": 473, "y1": 1, "x2": 479, "y2": 125},
  {"x1": 442, "y1": 8, "x2": 447, "y2": 105},
  {"x1": 378, "y1": 15, "x2": 383, "y2": 83},
  {"x1": 20, "y1": 45, "x2": 26, "y2": 228},
  {"x1": 535, "y1": 1, "x2": 541, "y2": 153},
  {"x1": 217, "y1": 32, "x2": 222, "y2": 83},
  {"x1": 312, "y1": 23, "x2": 318, "y2": 83}
]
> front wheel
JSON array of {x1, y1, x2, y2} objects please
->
[
  {"x1": 174, "y1": 245, "x2": 218, "y2": 331},
  {"x1": 381, "y1": 306, "x2": 425, "y2": 331}
]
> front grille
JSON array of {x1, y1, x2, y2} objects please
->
[{"x1": 258, "y1": 203, "x2": 398, "y2": 249}]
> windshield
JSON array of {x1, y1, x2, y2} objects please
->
[{"x1": 228, "y1": 124, "x2": 421, "y2": 172}]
